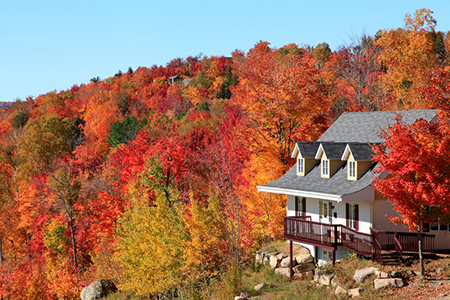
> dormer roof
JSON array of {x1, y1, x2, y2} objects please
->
[
  {"x1": 341, "y1": 143, "x2": 379, "y2": 161},
  {"x1": 315, "y1": 143, "x2": 348, "y2": 160},
  {"x1": 291, "y1": 142, "x2": 321, "y2": 158}
]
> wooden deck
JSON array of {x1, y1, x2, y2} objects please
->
[{"x1": 284, "y1": 216, "x2": 435, "y2": 263}]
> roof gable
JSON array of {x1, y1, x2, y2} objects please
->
[{"x1": 291, "y1": 142, "x2": 321, "y2": 158}]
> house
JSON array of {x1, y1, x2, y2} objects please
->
[{"x1": 257, "y1": 110, "x2": 445, "y2": 270}]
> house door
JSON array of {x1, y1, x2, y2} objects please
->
[{"x1": 319, "y1": 201, "x2": 333, "y2": 224}]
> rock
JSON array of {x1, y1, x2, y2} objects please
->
[
  {"x1": 353, "y1": 267, "x2": 378, "y2": 284},
  {"x1": 254, "y1": 283, "x2": 265, "y2": 291},
  {"x1": 375, "y1": 270, "x2": 389, "y2": 278},
  {"x1": 330, "y1": 277, "x2": 338, "y2": 287},
  {"x1": 80, "y1": 279, "x2": 118, "y2": 300},
  {"x1": 295, "y1": 254, "x2": 313, "y2": 264},
  {"x1": 319, "y1": 274, "x2": 334, "y2": 286},
  {"x1": 274, "y1": 267, "x2": 290, "y2": 277},
  {"x1": 293, "y1": 262, "x2": 315, "y2": 273},
  {"x1": 335, "y1": 285, "x2": 347, "y2": 295},
  {"x1": 255, "y1": 252, "x2": 263, "y2": 264},
  {"x1": 390, "y1": 271, "x2": 402, "y2": 278},
  {"x1": 269, "y1": 255, "x2": 281, "y2": 269},
  {"x1": 234, "y1": 292, "x2": 249, "y2": 300},
  {"x1": 292, "y1": 270, "x2": 314, "y2": 281},
  {"x1": 348, "y1": 287, "x2": 364, "y2": 297},
  {"x1": 280, "y1": 257, "x2": 296, "y2": 268},
  {"x1": 374, "y1": 278, "x2": 404, "y2": 290}
]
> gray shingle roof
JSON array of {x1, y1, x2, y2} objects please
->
[
  {"x1": 320, "y1": 142, "x2": 348, "y2": 160},
  {"x1": 318, "y1": 110, "x2": 437, "y2": 143},
  {"x1": 296, "y1": 142, "x2": 321, "y2": 158},
  {"x1": 260, "y1": 110, "x2": 438, "y2": 197},
  {"x1": 346, "y1": 143, "x2": 379, "y2": 161},
  {"x1": 262, "y1": 160, "x2": 377, "y2": 196}
]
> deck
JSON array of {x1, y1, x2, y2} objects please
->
[{"x1": 284, "y1": 216, "x2": 435, "y2": 263}]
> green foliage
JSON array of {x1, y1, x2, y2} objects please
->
[
  {"x1": 196, "y1": 101, "x2": 210, "y2": 112},
  {"x1": 44, "y1": 222, "x2": 68, "y2": 255},
  {"x1": 108, "y1": 116, "x2": 146, "y2": 148},
  {"x1": 215, "y1": 65, "x2": 238, "y2": 99},
  {"x1": 11, "y1": 111, "x2": 29, "y2": 129}
]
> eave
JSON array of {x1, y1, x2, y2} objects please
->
[{"x1": 257, "y1": 185, "x2": 343, "y2": 202}]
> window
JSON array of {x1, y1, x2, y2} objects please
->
[
  {"x1": 322, "y1": 159, "x2": 329, "y2": 176},
  {"x1": 319, "y1": 201, "x2": 332, "y2": 220},
  {"x1": 323, "y1": 249, "x2": 333, "y2": 262},
  {"x1": 349, "y1": 161, "x2": 356, "y2": 179},
  {"x1": 430, "y1": 206, "x2": 449, "y2": 231},
  {"x1": 295, "y1": 197, "x2": 306, "y2": 216},
  {"x1": 297, "y1": 157, "x2": 304, "y2": 174},
  {"x1": 346, "y1": 203, "x2": 359, "y2": 230}
]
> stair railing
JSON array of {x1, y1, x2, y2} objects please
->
[{"x1": 394, "y1": 232, "x2": 403, "y2": 259}]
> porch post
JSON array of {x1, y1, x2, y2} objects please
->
[
  {"x1": 314, "y1": 246, "x2": 318, "y2": 265},
  {"x1": 289, "y1": 240, "x2": 293, "y2": 280},
  {"x1": 332, "y1": 249, "x2": 336, "y2": 266}
]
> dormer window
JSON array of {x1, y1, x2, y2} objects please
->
[
  {"x1": 297, "y1": 157, "x2": 304, "y2": 174},
  {"x1": 348, "y1": 161, "x2": 356, "y2": 179},
  {"x1": 322, "y1": 159, "x2": 329, "y2": 176}
]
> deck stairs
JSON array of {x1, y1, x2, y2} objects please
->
[{"x1": 380, "y1": 250, "x2": 402, "y2": 266}]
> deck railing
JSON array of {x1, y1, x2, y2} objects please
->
[
  {"x1": 341, "y1": 226, "x2": 372, "y2": 256},
  {"x1": 285, "y1": 217, "x2": 435, "y2": 261},
  {"x1": 284, "y1": 217, "x2": 338, "y2": 248}
]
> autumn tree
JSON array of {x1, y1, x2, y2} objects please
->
[
  {"x1": 233, "y1": 41, "x2": 330, "y2": 167},
  {"x1": 376, "y1": 8, "x2": 440, "y2": 109},
  {"x1": 373, "y1": 114, "x2": 450, "y2": 279}
]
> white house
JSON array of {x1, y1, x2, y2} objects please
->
[{"x1": 257, "y1": 110, "x2": 447, "y2": 268}]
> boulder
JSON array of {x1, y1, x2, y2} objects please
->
[
  {"x1": 274, "y1": 267, "x2": 290, "y2": 277},
  {"x1": 318, "y1": 274, "x2": 334, "y2": 286},
  {"x1": 353, "y1": 267, "x2": 378, "y2": 284},
  {"x1": 375, "y1": 270, "x2": 389, "y2": 279},
  {"x1": 254, "y1": 283, "x2": 265, "y2": 291},
  {"x1": 374, "y1": 278, "x2": 404, "y2": 290},
  {"x1": 269, "y1": 255, "x2": 281, "y2": 269},
  {"x1": 234, "y1": 292, "x2": 249, "y2": 300},
  {"x1": 330, "y1": 277, "x2": 338, "y2": 287},
  {"x1": 335, "y1": 285, "x2": 347, "y2": 295},
  {"x1": 390, "y1": 271, "x2": 402, "y2": 278},
  {"x1": 80, "y1": 279, "x2": 117, "y2": 300},
  {"x1": 280, "y1": 257, "x2": 296, "y2": 268},
  {"x1": 293, "y1": 262, "x2": 315, "y2": 273},
  {"x1": 295, "y1": 254, "x2": 313, "y2": 265},
  {"x1": 255, "y1": 252, "x2": 263, "y2": 264},
  {"x1": 292, "y1": 270, "x2": 313, "y2": 281},
  {"x1": 348, "y1": 287, "x2": 364, "y2": 298}
]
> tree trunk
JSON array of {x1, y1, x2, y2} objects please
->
[
  {"x1": 418, "y1": 228, "x2": 424, "y2": 279},
  {"x1": 69, "y1": 219, "x2": 78, "y2": 270},
  {"x1": 0, "y1": 236, "x2": 3, "y2": 266}
]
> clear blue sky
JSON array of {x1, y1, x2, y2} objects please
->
[{"x1": 1, "y1": 1, "x2": 449, "y2": 102}]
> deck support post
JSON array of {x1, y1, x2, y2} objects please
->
[
  {"x1": 289, "y1": 240, "x2": 293, "y2": 280},
  {"x1": 332, "y1": 249, "x2": 336, "y2": 266}
]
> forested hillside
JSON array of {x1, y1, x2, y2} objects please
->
[{"x1": 0, "y1": 8, "x2": 449, "y2": 299}]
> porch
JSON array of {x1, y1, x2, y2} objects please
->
[{"x1": 284, "y1": 216, "x2": 435, "y2": 265}]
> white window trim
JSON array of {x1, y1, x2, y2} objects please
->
[
  {"x1": 322, "y1": 159, "x2": 329, "y2": 176},
  {"x1": 348, "y1": 160, "x2": 356, "y2": 179},
  {"x1": 349, "y1": 203, "x2": 357, "y2": 229},
  {"x1": 297, "y1": 157, "x2": 304, "y2": 175}
]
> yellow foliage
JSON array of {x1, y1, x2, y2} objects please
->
[{"x1": 185, "y1": 85, "x2": 206, "y2": 107}]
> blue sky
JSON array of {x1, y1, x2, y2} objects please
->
[{"x1": 1, "y1": 1, "x2": 449, "y2": 102}]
